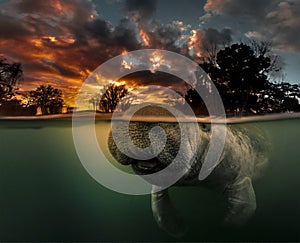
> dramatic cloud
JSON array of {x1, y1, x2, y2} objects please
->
[
  {"x1": 0, "y1": 0, "x2": 144, "y2": 104},
  {"x1": 145, "y1": 21, "x2": 185, "y2": 51},
  {"x1": 204, "y1": 0, "x2": 276, "y2": 18},
  {"x1": 203, "y1": 0, "x2": 300, "y2": 52},
  {"x1": 120, "y1": 71, "x2": 185, "y2": 90},
  {"x1": 16, "y1": 0, "x2": 98, "y2": 20},
  {"x1": 188, "y1": 28, "x2": 232, "y2": 57},
  {"x1": 265, "y1": 0, "x2": 300, "y2": 52},
  {"x1": 0, "y1": 14, "x2": 32, "y2": 40},
  {"x1": 123, "y1": 0, "x2": 189, "y2": 51},
  {"x1": 0, "y1": 0, "x2": 194, "y2": 105}
]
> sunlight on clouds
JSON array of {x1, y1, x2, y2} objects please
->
[
  {"x1": 188, "y1": 30, "x2": 198, "y2": 51},
  {"x1": 150, "y1": 51, "x2": 171, "y2": 73},
  {"x1": 31, "y1": 38, "x2": 43, "y2": 48},
  {"x1": 121, "y1": 59, "x2": 134, "y2": 70},
  {"x1": 139, "y1": 29, "x2": 151, "y2": 46},
  {"x1": 48, "y1": 36, "x2": 57, "y2": 42},
  {"x1": 127, "y1": 86, "x2": 185, "y2": 106}
]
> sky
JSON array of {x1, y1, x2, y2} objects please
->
[{"x1": 0, "y1": 0, "x2": 299, "y2": 106}]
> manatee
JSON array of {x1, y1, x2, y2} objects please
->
[{"x1": 108, "y1": 120, "x2": 270, "y2": 237}]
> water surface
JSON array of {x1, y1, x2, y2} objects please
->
[{"x1": 0, "y1": 115, "x2": 299, "y2": 242}]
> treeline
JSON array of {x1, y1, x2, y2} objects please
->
[
  {"x1": 0, "y1": 57, "x2": 64, "y2": 116},
  {"x1": 95, "y1": 42, "x2": 300, "y2": 116}
]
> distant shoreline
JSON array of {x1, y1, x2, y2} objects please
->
[{"x1": 0, "y1": 112, "x2": 300, "y2": 124}]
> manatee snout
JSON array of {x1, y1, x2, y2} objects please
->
[
  {"x1": 108, "y1": 121, "x2": 179, "y2": 175},
  {"x1": 108, "y1": 121, "x2": 211, "y2": 177}
]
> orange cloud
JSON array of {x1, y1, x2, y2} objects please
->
[
  {"x1": 0, "y1": 0, "x2": 230, "y2": 107},
  {"x1": 0, "y1": 0, "x2": 143, "y2": 106},
  {"x1": 204, "y1": 0, "x2": 224, "y2": 13}
]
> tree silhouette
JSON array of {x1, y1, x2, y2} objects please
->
[
  {"x1": 29, "y1": 85, "x2": 64, "y2": 115},
  {"x1": 215, "y1": 43, "x2": 272, "y2": 114},
  {"x1": 89, "y1": 96, "x2": 99, "y2": 111},
  {"x1": 185, "y1": 88, "x2": 209, "y2": 116},
  {"x1": 0, "y1": 57, "x2": 23, "y2": 101},
  {"x1": 248, "y1": 40, "x2": 283, "y2": 81},
  {"x1": 186, "y1": 42, "x2": 300, "y2": 115},
  {"x1": 98, "y1": 84, "x2": 128, "y2": 113},
  {"x1": 259, "y1": 82, "x2": 300, "y2": 113}
]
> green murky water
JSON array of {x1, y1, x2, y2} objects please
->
[{"x1": 0, "y1": 118, "x2": 299, "y2": 242}]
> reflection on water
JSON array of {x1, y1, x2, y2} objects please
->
[{"x1": 0, "y1": 117, "x2": 299, "y2": 242}]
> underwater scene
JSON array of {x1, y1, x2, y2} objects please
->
[{"x1": 0, "y1": 115, "x2": 299, "y2": 242}]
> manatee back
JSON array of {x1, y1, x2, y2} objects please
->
[
  {"x1": 219, "y1": 124, "x2": 270, "y2": 181},
  {"x1": 242, "y1": 124, "x2": 271, "y2": 179}
]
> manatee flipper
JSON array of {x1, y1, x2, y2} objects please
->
[
  {"x1": 151, "y1": 186, "x2": 187, "y2": 238},
  {"x1": 223, "y1": 176, "x2": 256, "y2": 226}
]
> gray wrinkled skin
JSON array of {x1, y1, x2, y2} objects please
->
[{"x1": 108, "y1": 121, "x2": 270, "y2": 237}]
